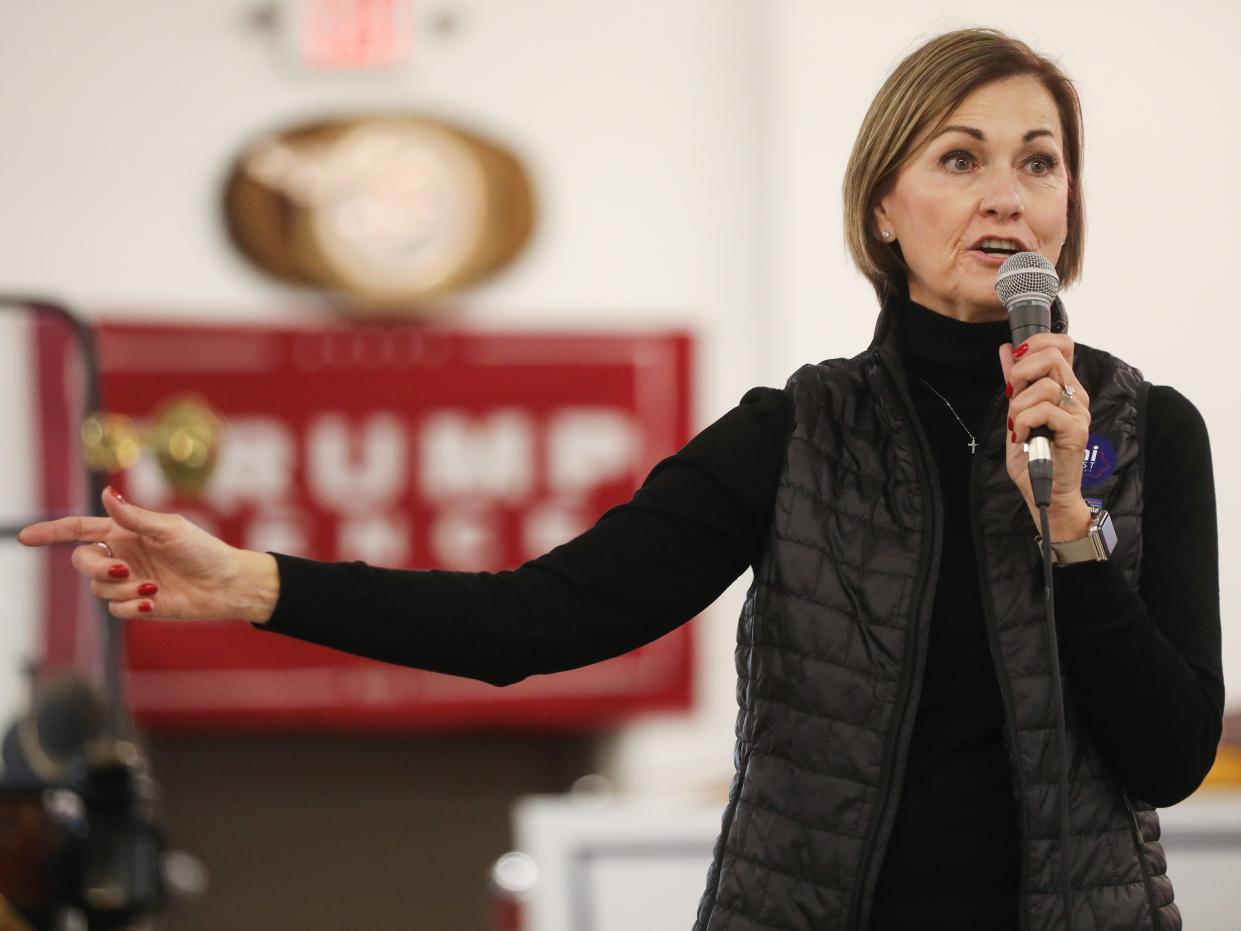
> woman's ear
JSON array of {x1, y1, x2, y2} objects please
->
[{"x1": 872, "y1": 200, "x2": 894, "y2": 243}]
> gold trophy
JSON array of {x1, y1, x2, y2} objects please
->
[{"x1": 81, "y1": 395, "x2": 223, "y2": 496}]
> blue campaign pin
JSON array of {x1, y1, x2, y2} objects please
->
[{"x1": 1081, "y1": 433, "x2": 1116, "y2": 488}]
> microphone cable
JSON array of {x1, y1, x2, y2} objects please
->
[
  {"x1": 1028, "y1": 418, "x2": 1074, "y2": 931},
  {"x1": 1033, "y1": 480, "x2": 1074, "y2": 930}
]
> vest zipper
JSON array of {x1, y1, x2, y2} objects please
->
[
  {"x1": 1121, "y1": 787, "x2": 1163, "y2": 931},
  {"x1": 969, "y1": 390, "x2": 1031, "y2": 931},
  {"x1": 849, "y1": 355, "x2": 942, "y2": 931}
]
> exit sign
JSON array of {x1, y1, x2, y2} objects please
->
[{"x1": 285, "y1": 0, "x2": 415, "y2": 70}]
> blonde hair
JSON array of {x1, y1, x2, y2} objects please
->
[{"x1": 842, "y1": 28, "x2": 1085, "y2": 302}]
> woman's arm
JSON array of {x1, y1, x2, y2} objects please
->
[
  {"x1": 254, "y1": 388, "x2": 790, "y2": 686},
  {"x1": 1054, "y1": 385, "x2": 1224, "y2": 806}
]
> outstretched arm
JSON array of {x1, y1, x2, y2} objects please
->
[
  {"x1": 19, "y1": 388, "x2": 790, "y2": 688},
  {"x1": 256, "y1": 387, "x2": 789, "y2": 685}
]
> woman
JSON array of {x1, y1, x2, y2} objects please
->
[{"x1": 19, "y1": 28, "x2": 1221, "y2": 931}]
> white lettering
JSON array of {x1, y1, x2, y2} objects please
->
[
  {"x1": 419, "y1": 411, "x2": 533, "y2": 502},
  {"x1": 337, "y1": 513, "x2": 410, "y2": 565},
  {"x1": 307, "y1": 413, "x2": 405, "y2": 510},
  {"x1": 245, "y1": 508, "x2": 311, "y2": 555},
  {"x1": 125, "y1": 454, "x2": 173, "y2": 509},
  {"x1": 203, "y1": 418, "x2": 297, "y2": 515},
  {"x1": 429, "y1": 504, "x2": 503, "y2": 570},
  {"x1": 548, "y1": 409, "x2": 641, "y2": 493},
  {"x1": 522, "y1": 498, "x2": 592, "y2": 558}
]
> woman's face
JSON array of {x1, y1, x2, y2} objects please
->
[{"x1": 873, "y1": 75, "x2": 1070, "y2": 322}]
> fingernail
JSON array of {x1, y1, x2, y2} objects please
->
[
  {"x1": 1007, "y1": 416, "x2": 1014, "y2": 431},
  {"x1": 108, "y1": 486, "x2": 126, "y2": 503},
  {"x1": 1011, "y1": 430, "x2": 1017, "y2": 443},
  {"x1": 1005, "y1": 382, "x2": 1014, "y2": 398},
  {"x1": 108, "y1": 564, "x2": 129, "y2": 579},
  {"x1": 138, "y1": 602, "x2": 152, "y2": 614},
  {"x1": 1013, "y1": 342, "x2": 1029, "y2": 359},
  {"x1": 138, "y1": 582, "x2": 158, "y2": 596}
]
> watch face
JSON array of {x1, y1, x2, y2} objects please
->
[{"x1": 1094, "y1": 509, "x2": 1118, "y2": 555}]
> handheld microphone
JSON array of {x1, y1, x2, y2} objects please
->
[{"x1": 995, "y1": 252, "x2": 1059, "y2": 507}]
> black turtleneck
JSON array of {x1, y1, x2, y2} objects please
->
[
  {"x1": 868, "y1": 298, "x2": 1021, "y2": 929},
  {"x1": 260, "y1": 295, "x2": 1222, "y2": 928}
]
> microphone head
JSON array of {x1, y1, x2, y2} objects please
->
[{"x1": 995, "y1": 251, "x2": 1059, "y2": 309}]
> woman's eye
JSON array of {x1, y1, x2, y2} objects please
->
[
  {"x1": 1027, "y1": 153, "x2": 1060, "y2": 175},
  {"x1": 942, "y1": 150, "x2": 974, "y2": 172}
]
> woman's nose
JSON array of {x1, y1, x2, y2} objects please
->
[{"x1": 980, "y1": 168, "x2": 1024, "y2": 218}]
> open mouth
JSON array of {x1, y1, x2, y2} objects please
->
[{"x1": 971, "y1": 236, "x2": 1025, "y2": 257}]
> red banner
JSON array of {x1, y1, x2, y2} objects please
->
[{"x1": 45, "y1": 322, "x2": 694, "y2": 731}]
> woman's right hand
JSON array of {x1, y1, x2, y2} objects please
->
[{"x1": 17, "y1": 486, "x2": 280, "y2": 624}]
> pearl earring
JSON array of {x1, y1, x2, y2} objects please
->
[{"x1": 881, "y1": 230, "x2": 891, "y2": 241}]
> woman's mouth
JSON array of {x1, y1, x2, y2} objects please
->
[
  {"x1": 966, "y1": 236, "x2": 1028, "y2": 267},
  {"x1": 967, "y1": 249, "x2": 1013, "y2": 267},
  {"x1": 963, "y1": 237, "x2": 1022, "y2": 265}
]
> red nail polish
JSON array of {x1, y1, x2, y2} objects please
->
[
  {"x1": 138, "y1": 602, "x2": 152, "y2": 614},
  {"x1": 1013, "y1": 342, "x2": 1029, "y2": 359},
  {"x1": 108, "y1": 564, "x2": 129, "y2": 579},
  {"x1": 1011, "y1": 430, "x2": 1017, "y2": 443},
  {"x1": 138, "y1": 582, "x2": 158, "y2": 596},
  {"x1": 1007, "y1": 416, "x2": 1014, "y2": 431},
  {"x1": 1005, "y1": 382, "x2": 1014, "y2": 398}
]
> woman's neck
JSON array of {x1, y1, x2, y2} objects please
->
[
  {"x1": 907, "y1": 282, "x2": 1007, "y2": 323},
  {"x1": 895, "y1": 292, "x2": 1010, "y2": 393}
]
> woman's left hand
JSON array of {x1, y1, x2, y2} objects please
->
[{"x1": 998, "y1": 333, "x2": 1093, "y2": 542}]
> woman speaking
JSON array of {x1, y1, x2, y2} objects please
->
[{"x1": 19, "y1": 27, "x2": 1221, "y2": 931}]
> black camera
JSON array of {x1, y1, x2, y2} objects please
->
[{"x1": 0, "y1": 676, "x2": 174, "y2": 931}]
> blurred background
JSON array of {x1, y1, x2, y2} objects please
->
[{"x1": 0, "y1": 1, "x2": 1237, "y2": 928}]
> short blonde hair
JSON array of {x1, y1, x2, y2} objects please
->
[{"x1": 842, "y1": 28, "x2": 1085, "y2": 302}]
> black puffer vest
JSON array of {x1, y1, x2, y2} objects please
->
[{"x1": 694, "y1": 302, "x2": 1178, "y2": 931}]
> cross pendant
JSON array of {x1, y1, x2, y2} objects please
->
[{"x1": 968, "y1": 437, "x2": 978, "y2": 455}]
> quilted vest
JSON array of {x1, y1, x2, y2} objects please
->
[{"x1": 693, "y1": 302, "x2": 1179, "y2": 931}]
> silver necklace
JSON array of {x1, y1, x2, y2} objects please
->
[{"x1": 915, "y1": 375, "x2": 978, "y2": 455}]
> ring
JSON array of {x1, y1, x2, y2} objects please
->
[
  {"x1": 1058, "y1": 384, "x2": 1076, "y2": 407},
  {"x1": 92, "y1": 541, "x2": 114, "y2": 559}
]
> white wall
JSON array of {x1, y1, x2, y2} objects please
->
[
  {"x1": 0, "y1": 1, "x2": 1235, "y2": 804},
  {"x1": 0, "y1": 315, "x2": 42, "y2": 719}
]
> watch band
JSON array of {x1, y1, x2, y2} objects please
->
[{"x1": 1037, "y1": 508, "x2": 1117, "y2": 566}]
